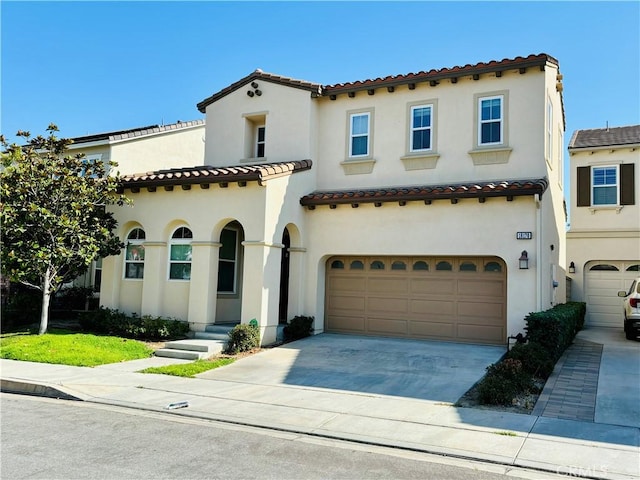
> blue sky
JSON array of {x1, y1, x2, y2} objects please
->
[{"x1": 2, "y1": 1, "x2": 639, "y2": 147}]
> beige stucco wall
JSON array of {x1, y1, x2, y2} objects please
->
[
  {"x1": 567, "y1": 145, "x2": 640, "y2": 301},
  {"x1": 109, "y1": 125, "x2": 205, "y2": 175},
  {"x1": 101, "y1": 169, "x2": 315, "y2": 344},
  {"x1": 302, "y1": 196, "x2": 545, "y2": 339},
  {"x1": 204, "y1": 82, "x2": 317, "y2": 165},
  {"x1": 314, "y1": 69, "x2": 550, "y2": 190}
]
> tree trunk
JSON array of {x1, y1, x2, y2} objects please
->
[{"x1": 39, "y1": 268, "x2": 52, "y2": 335}]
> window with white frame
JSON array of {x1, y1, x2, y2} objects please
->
[
  {"x1": 169, "y1": 227, "x2": 193, "y2": 280},
  {"x1": 410, "y1": 105, "x2": 433, "y2": 152},
  {"x1": 217, "y1": 228, "x2": 238, "y2": 293},
  {"x1": 124, "y1": 228, "x2": 145, "y2": 279},
  {"x1": 478, "y1": 95, "x2": 503, "y2": 145},
  {"x1": 256, "y1": 125, "x2": 265, "y2": 158},
  {"x1": 592, "y1": 166, "x2": 618, "y2": 206},
  {"x1": 349, "y1": 112, "x2": 370, "y2": 157}
]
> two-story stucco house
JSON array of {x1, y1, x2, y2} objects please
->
[
  {"x1": 100, "y1": 53, "x2": 566, "y2": 346},
  {"x1": 66, "y1": 120, "x2": 205, "y2": 291},
  {"x1": 567, "y1": 125, "x2": 640, "y2": 328}
]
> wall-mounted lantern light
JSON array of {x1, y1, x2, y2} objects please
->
[
  {"x1": 569, "y1": 261, "x2": 576, "y2": 274},
  {"x1": 519, "y1": 250, "x2": 529, "y2": 270}
]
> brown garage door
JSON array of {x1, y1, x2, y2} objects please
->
[{"x1": 326, "y1": 256, "x2": 507, "y2": 344}]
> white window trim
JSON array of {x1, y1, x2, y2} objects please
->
[
  {"x1": 348, "y1": 111, "x2": 371, "y2": 158},
  {"x1": 591, "y1": 164, "x2": 619, "y2": 207},
  {"x1": 409, "y1": 104, "x2": 434, "y2": 153},
  {"x1": 123, "y1": 228, "x2": 145, "y2": 280},
  {"x1": 478, "y1": 95, "x2": 504, "y2": 146},
  {"x1": 168, "y1": 227, "x2": 192, "y2": 281}
]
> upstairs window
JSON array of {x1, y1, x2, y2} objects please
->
[
  {"x1": 349, "y1": 112, "x2": 370, "y2": 157},
  {"x1": 577, "y1": 164, "x2": 635, "y2": 207},
  {"x1": 410, "y1": 105, "x2": 432, "y2": 152},
  {"x1": 124, "y1": 228, "x2": 145, "y2": 279},
  {"x1": 169, "y1": 227, "x2": 192, "y2": 280},
  {"x1": 592, "y1": 166, "x2": 618, "y2": 206},
  {"x1": 478, "y1": 95, "x2": 503, "y2": 145},
  {"x1": 256, "y1": 125, "x2": 265, "y2": 158}
]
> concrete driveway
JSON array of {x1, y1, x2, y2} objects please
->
[
  {"x1": 577, "y1": 327, "x2": 640, "y2": 427},
  {"x1": 198, "y1": 333, "x2": 505, "y2": 403}
]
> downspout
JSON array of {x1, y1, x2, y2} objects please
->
[{"x1": 535, "y1": 193, "x2": 543, "y2": 311}]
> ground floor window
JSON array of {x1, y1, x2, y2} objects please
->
[{"x1": 218, "y1": 228, "x2": 238, "y2": 293}]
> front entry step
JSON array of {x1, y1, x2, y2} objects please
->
[
  {"x1": 194, "y1": 322, "x2": 240, "y2": 341},
  {"x1": 154, "y1": 339, "x2": 225, "y2": 360}
]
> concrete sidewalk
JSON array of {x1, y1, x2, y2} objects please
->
[{"x1": 1, "y1": 341, "x2": 638, "y2": 480}]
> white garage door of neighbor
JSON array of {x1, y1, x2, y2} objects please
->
[
  {"x1": 325, "y1": 256, "x2": 507, "y2": 345},
  {"x1": 585, "y1": 261, "x2": 640, "y2": 328}
]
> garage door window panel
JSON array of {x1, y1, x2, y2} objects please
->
[{"x1": 413, "y1": 261, "x2": 429, "y2": 271}]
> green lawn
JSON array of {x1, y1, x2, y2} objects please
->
[
  {"x1": 0, "y1": 330, "x2": 153, "y2": 367},
  {"x1": 140, "y1": 358, "x2": 235, "y2": 377}
]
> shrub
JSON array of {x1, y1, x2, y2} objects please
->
[
  {"x1": 477, "y1": 358, "x2": 534, "y2": 405},
  {"x1": 225, "y1": 324, "x2": 260, "y2": 355},
  {"x1": 507, "y1": 341, "x2": 555, "y2": 379},
  {"x1": 52, "y1": 287, "x2": 94, "y2": 310},
  {"x1": 283, "y1": 315, "x2": 314, "y2": 342},
  {"x1": 1, "y1": 287, "x2": 42, "y2": 331},
  {"x1": 524, "y1": 302, "x2": 586, "y2": 361},
  {"x1": 78, "y1": 307, "x2": 189, "y2": 341}
]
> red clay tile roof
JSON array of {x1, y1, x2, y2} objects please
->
[
  {"x1": 120, "y1": 160, "x2": 312, "y2": 189},
  {"x1": 323, "y1": 54, "x2": 558, "y2": 95},
  {"x1": 71, "y1": 120, "x2": 204, "y2": 145},
  {"x1": 197, "y1": 54, "x2": 559, "y2": 112},
  {"x1": 568, "y1": 125, "x2": 640, "y2": 150},
  {"x1": 300, "y1": 178, "x2": 549, "y2": 208},
  {"x1": 197, "y1": 70, "x2": 323, "y2": 113}
]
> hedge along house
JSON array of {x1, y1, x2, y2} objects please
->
[{"x1": 102, "y1": 53, "x2": 567, "y2": 346}]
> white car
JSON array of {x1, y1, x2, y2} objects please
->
[{"x1": 618, "y1": 278, "x2": 640, "y2": 340}]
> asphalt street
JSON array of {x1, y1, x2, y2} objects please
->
[{"x1": 0, "y1": 393, "x2": 566, "y2": 480}]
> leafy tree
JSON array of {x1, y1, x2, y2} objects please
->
[{"x1": 1, "y1": 124, "x2": 130, "y2": 334}]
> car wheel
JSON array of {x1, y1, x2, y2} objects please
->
[{"x1": 626, "y1": 329, "x2": 635, "y2": 340}]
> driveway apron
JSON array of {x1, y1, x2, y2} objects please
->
[{"x1": 197, "y1": 333, "x2": 505, "y2": 403}]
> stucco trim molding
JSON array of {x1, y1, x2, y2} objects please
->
[
  {"x1": 468, "y1": 147, "x2": 513, "y2": 165},
  {"x1": 142, "y1": 241, "x2": 167, "y2": 247},
  {"x1": 340, "y1": 158, "x2": 376, "y2": 175},
  {"x1": 242, "y1": 241, "x2": 284, "y2": 249},
  {"x1": 400, "y1": 153, "x2": 440, "y2": 171}
]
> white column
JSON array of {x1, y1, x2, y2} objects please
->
[
  {"x1": 241, "y1": 241, "x2": 283, "y2": 345},
  {"x1": 140, "y1": 241, "x2": 167, "y2": 317},
  {"x1": 187, "y1": 242, "x2": 221, "y2": 332}
]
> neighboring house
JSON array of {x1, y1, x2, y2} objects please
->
[
  {"x1": 567, "y1": 125, "x2": 640, "y2": 327},
  {"x1": 66, "y1": 120, "x2": 205, "y2": 292},
  {"x1": 101, "y1": 53, "x2": 566, "y2": 346}
]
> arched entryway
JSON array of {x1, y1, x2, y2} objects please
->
[{"x1": 215, "y1": 220, "x2": 245, "y2": 324}]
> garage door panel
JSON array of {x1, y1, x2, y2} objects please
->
[
  {"x1": 368, "y1": 277, "x2": 408, "y2": 294},
  {"x1": 368, "y1": 318, "x2": 408, "y2": 335},
  {"x1": 458, "y1": 301, "x2": 504, "y2": 319},
  {"x1": 367, "y1": 296, "x2": 408, "y2": 314},
  {"x1": 457, "y1": 279, "x2": 504, "y2": 297},
  {"x1": 409, "y1": 320, "x2": 455, "y2": 339},
  {"x1": 327, "y1": 315, "x2": 365, "y2": 333},
  {"x1": 457, "y1": 324, "x2": 504, "y2": 344},
  {"x1": 326, "y1": 256, "x2": 506, "y2": 344},
  {"x1": 411, "y1": 278, "x2": 456, "y2": 295},
  {"x1": 327, "y1": 295, "x2": 365, "y2": 313},
  {"x1": 328, "y1": 276, "x2": 366, "y2": 292},
  {"x1": 410, "y1": 299, "x2": 455, "y2": 315}
]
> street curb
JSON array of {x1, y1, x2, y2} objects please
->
[{"x1": 1, "y1": 379, "x2": 84, "y2": 401}]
